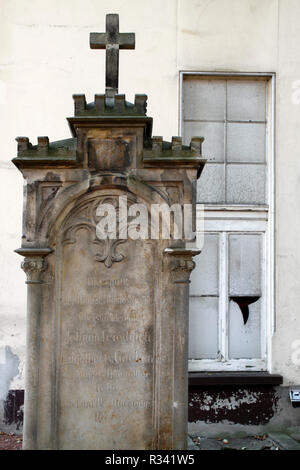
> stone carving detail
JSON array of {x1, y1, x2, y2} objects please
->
[
  {"x1": 95, "y1": 238, "x2": 126, "y2": 268},
  {"x1": 62, "y1": 196, "x2": 129, "y2": 269},
  {"x1": 21, "y1": 257, "x2": 47, "y2": 284},
  {"x1": 170, "y1": 258, "x2": 195, "y2": 272},
  {"x1": 88, "y1": 138, "x2": 131, "y2": 171},
  {"x1": 169, "y1": 257, "x2": 196, "y2": 284}
]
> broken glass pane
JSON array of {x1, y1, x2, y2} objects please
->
[{"x1": 228, "y1": 296, "x2": 261, "y2": 359}]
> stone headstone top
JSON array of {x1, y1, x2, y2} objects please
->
[{"x1": 13, "y1": 13, "x2": 206, "y2": 450}]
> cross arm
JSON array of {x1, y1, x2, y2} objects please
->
[
  {"x1": 90, "y1": 33, "x2": 107, "y2": 49},
  {"x1": 118, "y1": 33, "x2": 135, "y2": 49},
  {"x1": 90, "y1": 32, "x2": 135, "y2": 49}
]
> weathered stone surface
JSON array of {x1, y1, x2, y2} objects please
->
[
  {"x1": 58, "y1": 231, "x2": 157, "y2": 449},
  {"x1": 13, "y1": 13, "x2": 206, "y2": 450},
  {"x1": 90, "y1": 14, "x2": 135, "y2": 97}
]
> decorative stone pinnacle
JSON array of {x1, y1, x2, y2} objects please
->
[
  {"x1": 152, "y1": 137, "x2": 163, "y2": 153},
  {"x1": 191, "y1": 137, "x2": 205, "y2": 155},
  {"x1": 172, "y1": 137, "x2": 182, "y2": 153},
  {"x1": 37, "y1": 136, "x2": 49, "y2": 151},
  {"x1": 16, "y1": 137, "x2": 31, "y2": 153},
  {"x1": 90, "y1": 14, "x2": 135, "y2": 98}
]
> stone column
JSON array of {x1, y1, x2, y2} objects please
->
[
  {"x1": 15, "y1": 248, "x2": 52, "y2": 450},
  {"x1": 165, "y1": 248, "x2": 200, "y2": 450}
]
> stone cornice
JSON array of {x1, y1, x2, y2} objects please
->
[{"x1": 15, "y1": 247, "x2": 53, "y2": 257}]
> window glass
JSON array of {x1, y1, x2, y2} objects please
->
[
  {"x1": 189, "y1": 234, "x2": 219, "y2": 360},
  {"x1": 183, "y1": 77, "x2": 268, "y2": 205},
  {"x1": 189, "y1": 297, "x2": 219, "y2": 359},
  {"x1": 228, "y1": 234, "x2": 262, "y2": 296}
]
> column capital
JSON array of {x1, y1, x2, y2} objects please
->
[
  {"x1": 164, "y1": 247, "x2": 200, "y2": 284},
  {"x1": 21, "y1": 257, "x2": 47, "y2": 284},
  {"x1": 15, "y1": 247, "x2": 53, "y2": 284}
]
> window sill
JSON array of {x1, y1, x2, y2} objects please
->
[{"x1": 188, "y1": 372, "x2": 283, "y2": 387}]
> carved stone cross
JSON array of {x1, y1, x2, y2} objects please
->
[{"x1": 90, "y1": 14, "x2": 135, "y2": 98}]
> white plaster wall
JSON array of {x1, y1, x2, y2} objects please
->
[
  {"x1": 0, "y1": 0, "x2": 300, "y2": 394},
  {"x1": 0, "y1": 0, "x2": 179, "y2": 396}
]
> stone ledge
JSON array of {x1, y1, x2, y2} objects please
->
[{"x1": 188, "y1": 372, "x2": 283, "y2": 387}]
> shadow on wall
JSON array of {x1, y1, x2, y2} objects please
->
[{"x1": 0, "y1": 346, "x2": 21, "y2": 432}]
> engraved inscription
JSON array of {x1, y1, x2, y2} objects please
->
[
  {"x1": 87, "y1": 277, "x2": 129, "y2": 287},
  {"x1": 62, "y1": 293, "x2": 151, "y2": 305},
  {"x1": 65, "y1": 329, "x2": 152, "y2": 345},
  {"x1": 57, "y1": 225, "x2": 156, "y2": 450}
]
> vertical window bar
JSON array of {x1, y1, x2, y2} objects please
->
[
  {"x1": 219, "y1": 232, "x2": 228, "y2": 361},
  {"x1": 224, "y1": 80, "x2": 228, "y2": 203},
  {"x1": 261, "y1": 232, "x2": 268, "y2": 363}
]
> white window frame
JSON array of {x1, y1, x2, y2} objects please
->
[{"x1": 179, "y1": 72, "x2": 275, "y2": 372}]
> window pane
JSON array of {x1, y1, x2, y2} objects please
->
[
  {"x1": 227, "y1": 123, "x2": 266, "y2": 163},
  {"x1": 226, "y1": 164, "x2": 266, "y2": 204},
  {"x1": 229, "y1": 234, "x2": 262, "y2": 296},
  {"x1": 227, "y1": 80, "x2": 266, "y2": 122},
  {"x1": 197, "y1": 163, "x2": 225, "y2": 203},
  {"x1": 189, "y1": 297, "x2": 219, "y2": 359},
  {"x1": 183, "y1": 121, "x2": 225, "y2": 162},
  {"x1": 183, "y1": 78, "x2": 226, "y2": 120},
  {"x1": 190, "y1": 234, "x2": 219, "y2": 296},
  {"x1": 229, "y1": 297, "x2": 261, "y2": 359}
]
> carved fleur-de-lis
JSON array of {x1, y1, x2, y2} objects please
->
[{"x1": 94, "y1": 238, "x2": 126, "y2": 268}]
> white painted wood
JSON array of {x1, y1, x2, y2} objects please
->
[
  {"x1": 204, "y1": 219, "x2": 267, "y2": 232},
  {"x1": 189, "y1": 359, "x2": 266, "y2": 372},
  {"x1": 261, "y1": 231, "x2": 268, "y2": 366},
  {"x1": 219, "y1": 232, "x2": 228, "y2": 362},
  {"x1": 190, "y1": 227, "x2": 268, "y2": 370},
  {"x1": 266, "y1": 75, "x2": 276, "y2": 373},
  {"x1": 199, "y1": 205, "x2": 269, "y2": 212}
]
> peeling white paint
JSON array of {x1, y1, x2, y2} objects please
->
[{"x1": 191, "y1": 390, "x2": 261, "y2": 411}]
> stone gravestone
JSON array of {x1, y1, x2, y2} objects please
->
[{"x1": 13, "y1": 14, "x2": 205, "y2": 450}]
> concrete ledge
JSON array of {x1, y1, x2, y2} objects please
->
[{"x1": 189, "y1": 372, "x2": 283, "y2": 387}]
